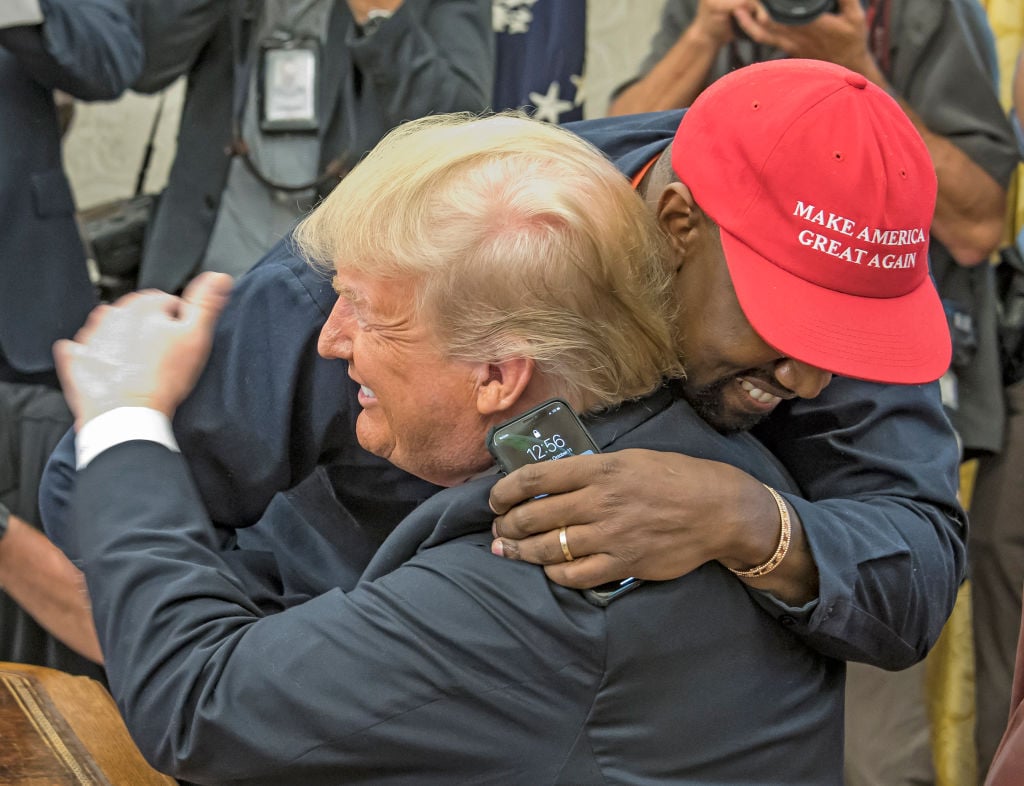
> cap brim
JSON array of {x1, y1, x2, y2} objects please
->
[{"x1": 720, "y1": 230, "x2": 952, "y2": 384}]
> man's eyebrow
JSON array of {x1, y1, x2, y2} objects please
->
[{"x1": 332, "y1": 279, "x2": 365, "y2": 306}]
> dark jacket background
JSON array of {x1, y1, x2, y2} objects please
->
[{"x1": 0, "y1": 0, "x2": 141, "y2": 377}]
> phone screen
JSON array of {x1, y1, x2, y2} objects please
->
[{"x1": 487, "y1": 398, "x2": 599, "y2": 473}]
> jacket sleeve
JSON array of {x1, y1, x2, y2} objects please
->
[
  {"x1": 0, "y1": 0, "x2": 141, "y2": 99},
  {"x1": 751, "y1": 378, "x2": 968, "y2": 668},
  {"x1": 346, "y1": 0, "x2": 494, "y2": 128},
  {"x1": 75, "y1": 442, "x2": 597, "y2": 784},
  {"x1": 127, "y1": 0, "x2": 227, "y2": 94},
  {"x1": 40, "y1": 241, "x2": 351, "y2": 547},
  {"x1": 168, "y1": 243, "x2": 356, "y2": 528}
]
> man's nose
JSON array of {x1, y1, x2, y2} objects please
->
[
  {"x1": 318, "y1": 300, "x2": 353, "y2": 360},
  {"x1": 774, "y1": 358, "x2": 833, "y2": 400}
]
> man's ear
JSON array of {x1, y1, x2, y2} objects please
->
[
  {"x1": 657, "y1": 182, "x2": 699, "y2": 257},
  {"x1": 475, "y1": 357, "x2": 534, "y2": 416}
]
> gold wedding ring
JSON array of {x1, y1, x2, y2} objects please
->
[{"x1": 559, "y1": 526, "x2": 575, "y2": 562}]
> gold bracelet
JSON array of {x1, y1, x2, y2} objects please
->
[{"x1": 729, "y1": 484, "x2": 791, "y2": 578}]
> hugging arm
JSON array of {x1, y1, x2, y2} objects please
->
[
  {"x1": 41, "y1": 242, "x2": 352, "y2": 548},
  {"x1": 491, "y1": 378, "x2": 965, "y2": 668}
]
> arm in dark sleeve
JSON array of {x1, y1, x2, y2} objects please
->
[
  {"x1": 40, "y1": 239, "x2": 352, "y2": 545},
  {"x1": 75, "y1": 442, "x2": 595, "y2": 784},
  {"x1": 170, "y1": 241, "x2": 355, "y2": 528},
  {"x1": 346, "y1": 0, "x2": 494, "y2": 126},
  {"x1": 751, "y1": 378, "x2": 967, "y2": 668},
  {"x1": 0, "y1": 0, "x2": 141, "y2": 99},
  {"x1": 127, "y1": 0, "x2": 227, "y2": 93}
]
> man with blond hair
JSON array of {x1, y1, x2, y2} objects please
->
[{"x1": 55, "y1": 112, "x2": 844, "y2": 784}]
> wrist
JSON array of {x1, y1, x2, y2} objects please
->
[
  {"x1": 728, "y1": 485, "x2": 791, "y2": 578},
  {"x1": 75, "y1": 407, "x2": 179, "y2": 470},
  {"x1": 684, "y1": 19, "x2": 729, "y2": 52},
  {"x1": 716, "y1": 472, "x2": 787, "y2": 572}
]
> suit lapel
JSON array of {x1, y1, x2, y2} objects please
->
[
  {"x1": 359, "y1": 475, "x2": 499, "y2": 582},
  {"x1": 317, "y1": 1, "x2": 353, "y2": 170}
]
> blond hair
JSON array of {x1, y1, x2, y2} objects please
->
[{"x1": 294, "y1": 112, "x2": 683, "y2": 411}]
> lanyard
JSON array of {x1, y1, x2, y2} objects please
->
[{"x1": 226, "y1": 0, "x2": 350, "y2": 193}]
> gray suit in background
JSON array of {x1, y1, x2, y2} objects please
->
[{"x1": 129, "y1": 0, "x2": 494, "y2": 293}]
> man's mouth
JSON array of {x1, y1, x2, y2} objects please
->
[
  {"x1": 739, "y1": 378, "x2": 782, "y2": 406},
  {"x1": 359, "y1": 384, "x2": 376, "y2": 400}
]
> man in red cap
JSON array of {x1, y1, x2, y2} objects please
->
[
  {"x1": 493, "y1": 55, "x2": 950, "y2": 589},
  {"x1": 671, "y1": 59, "x2": 947, "y2": 388},
  {"x1": 490, "y1": 58, "x2": 963, "y2": 784}
]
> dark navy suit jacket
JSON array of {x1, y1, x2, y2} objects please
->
[
  {"x1": 0, "y1": 0, "x2": 140, "y2": 377},
  {"x1": 75, "y1": 390, "x2": 844, "y2": 785}
]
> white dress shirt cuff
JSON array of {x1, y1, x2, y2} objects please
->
[
  {"x1": 76, "y1": 407, "x2": 180, "y2": 470},
  {"x1": 1, "y1": 0, "x2": 43, "y2": 28}
]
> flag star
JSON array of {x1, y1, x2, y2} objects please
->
[
  {"x1": 529, "y1": 81, "x2": 575, "y2": 124},
  {"x1": 493, "y1": 0, "x2": 538, "y2": 34},
  {"x1": 570, "y1": 73, "x2": 586, "y2": 107}
]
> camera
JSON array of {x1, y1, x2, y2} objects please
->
[{"x1": 761, "y1": 0, "x2": 837, "y2": 25}]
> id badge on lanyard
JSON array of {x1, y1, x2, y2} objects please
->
[{"x1": 258, "y1": 37, "x2": 320, "y2": 133}]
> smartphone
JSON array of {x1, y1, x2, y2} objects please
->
[
  {"x1": 487, "y1": 398, "x2": 599, "y2": 473},
  {"x1": 486, "y1": 398, "x2": 643, "y2": 606}
]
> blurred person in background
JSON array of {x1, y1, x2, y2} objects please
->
[{"x1": 127, "y1": 0, "x2": 493, "y2": 294}]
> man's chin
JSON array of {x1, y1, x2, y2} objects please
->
[
  {"x1": 683, "y1": 383, "x2": 768, "y2": 435},
  {"x1": 355, "y1": 418, "x2": 394, "y2": 462}
]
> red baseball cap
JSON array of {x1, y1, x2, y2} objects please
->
[{"x1": 672, "y1": 59, "x2": 951, "y2": 384}]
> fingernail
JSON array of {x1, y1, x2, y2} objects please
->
[{"x1": 490, "y1": 539, "x2": 505, "y2": 558}]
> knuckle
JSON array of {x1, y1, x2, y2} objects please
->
[
  {"x1": 514, "y1": 463, "x2": 551, "y2": 498},
  {"x1": 554, "y1": 563, "x2": 592, "y2": 589},
  {"x1": 537, "y1": 537, "x2": 563, "y2": 565},
  {"x1": 497, "y1": 539, "x2": 521, "y2": 561},
  {"x1": 491, "y1": 514, "x2": 508, "y2": 539},
  {"x1": 503, "y1": 502, "x2": 546, "y2": 539}
]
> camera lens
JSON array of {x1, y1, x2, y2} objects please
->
[{"x1": 761, "y1": 0, "x2": 837, "y2": 24}]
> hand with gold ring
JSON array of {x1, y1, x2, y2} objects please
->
[{"x1": 489, "y1": 449, "x2": 812, "y2": 605}]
